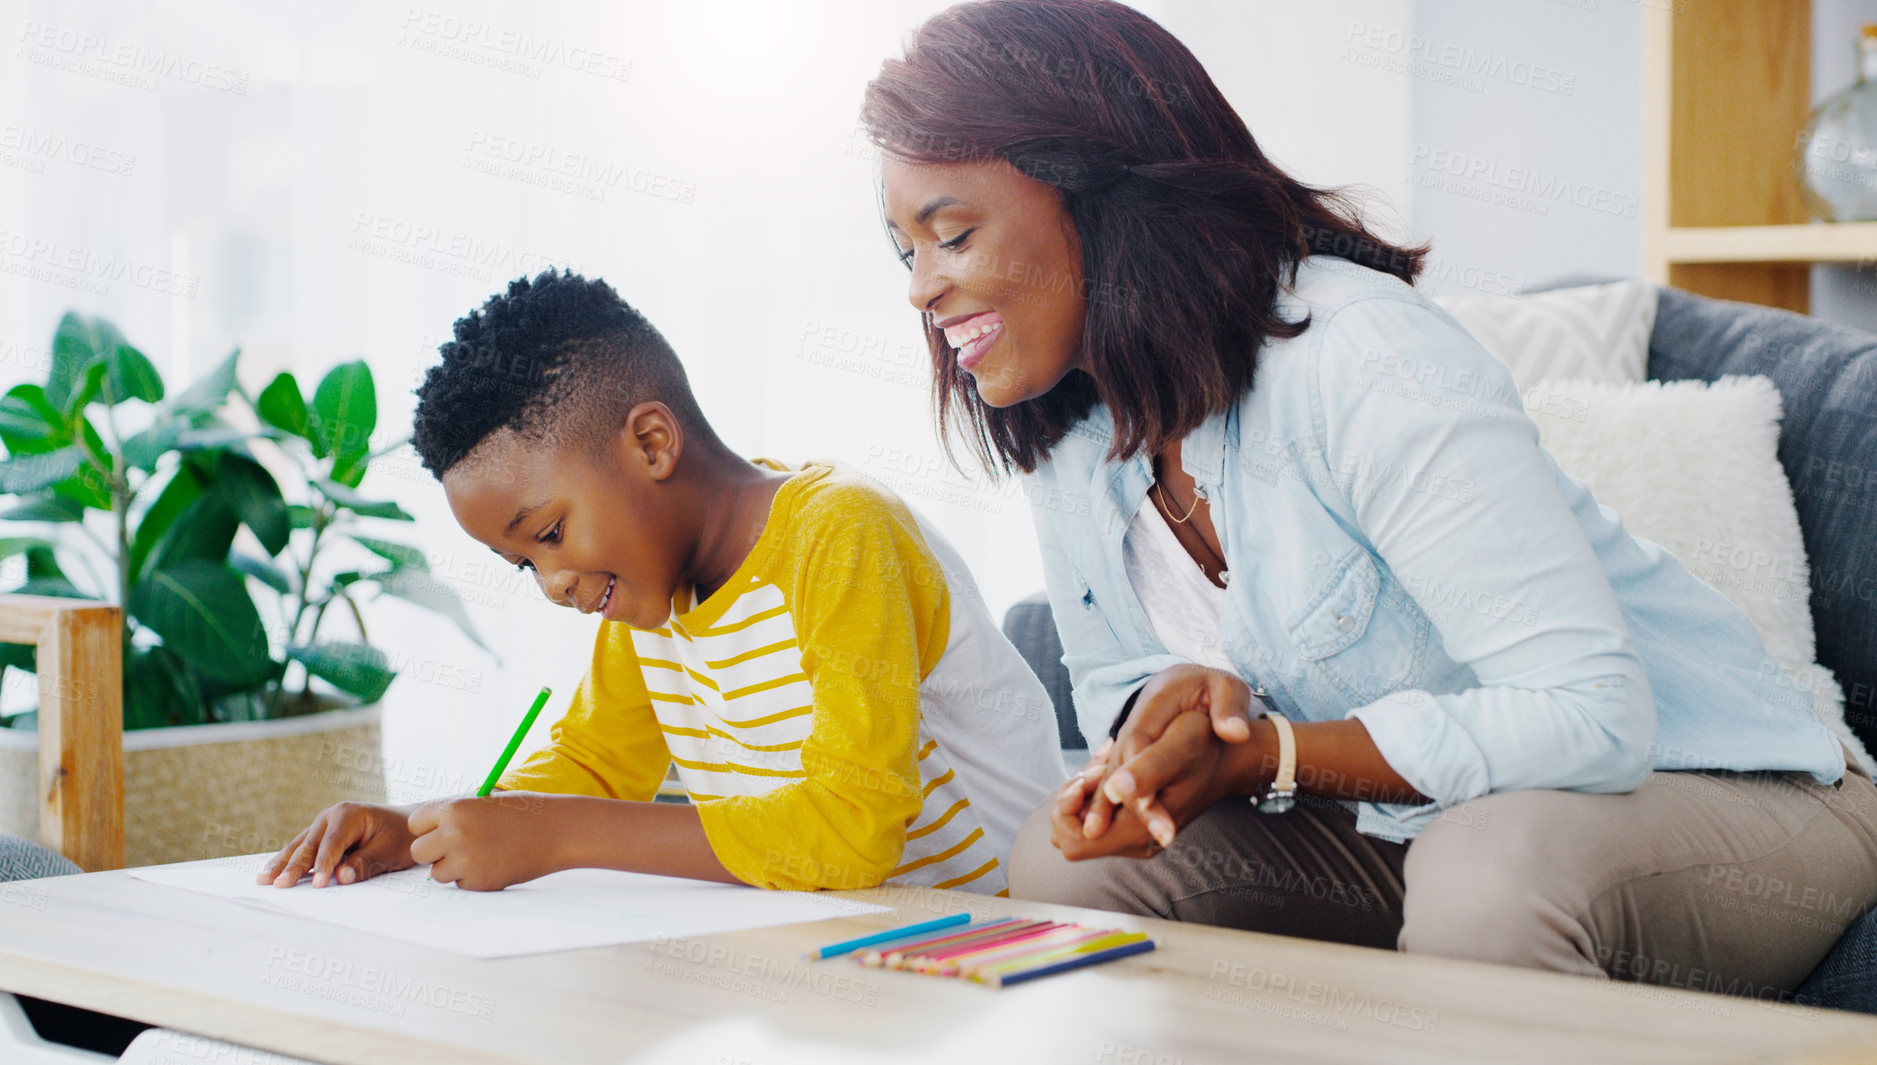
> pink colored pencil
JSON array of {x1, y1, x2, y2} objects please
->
[
  {"x1": 906, "y1": 920, "x2": 1064, "y2": 963},
  {"x1": 905, "y1": 922, "x2": 1070, "y2": 972},
  {"x1": 935, "y1": 925, "x2": 1113, "y2": 974},
  {"x1": 930, "y1": 925, "x2": 1116, "y2": 976},
  {"x1": 875, "y1": 919, "x2": 1043, "y2": 967}
]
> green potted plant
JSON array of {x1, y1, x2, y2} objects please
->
[{"x1": 0, "y1": 312, "x2": 486, "y2": 865}]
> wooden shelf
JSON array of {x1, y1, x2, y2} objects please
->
[
  {"x1": 1642, "y1": 0, "x2": 1820, "y2": 312},
  {"x1": 1665, "y1": 223, "x2": 1877, "y2": 265}
]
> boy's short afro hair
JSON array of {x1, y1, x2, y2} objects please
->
[{"x1": 411, "y1": 269, "x2": 706, "y2": 477}]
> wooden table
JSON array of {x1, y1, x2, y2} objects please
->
[{"x1": 2, "y1": 868, "x2": 1875, "y2": 1065}]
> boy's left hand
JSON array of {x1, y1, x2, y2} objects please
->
[{"x1": 408, "y1": 791, "x2": 563, "y2": 891}]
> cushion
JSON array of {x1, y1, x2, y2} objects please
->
[
  {"x1": 1648, "y1": 288, "x2": 1877, "y2": 762},
  {"x1": 1523, "y1": 374, "x2": 1875, "y2": 772},
  {"x1": 0, "y1": 834, "x2": 79, "y2": 880},
  {"x1": 1436, "y1": 279, "x2": 1656, "y2": 390},
  {"x1": 1001, "y1": 593, "x2": 1085, "y2": 749}
]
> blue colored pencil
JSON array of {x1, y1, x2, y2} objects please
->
[
  {"x1": 805, "y1": 912, "x2": 971, "y2": 959},
  {"x1": 983, "y1": 937, "x2": 1158, "y2": 987}
]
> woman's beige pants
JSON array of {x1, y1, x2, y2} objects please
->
[{"x1": 1009, "y1": 746, "x2": 1877, "y2": 998}]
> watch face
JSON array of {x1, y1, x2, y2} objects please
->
[{"x1": 1257, "y1": 793, "x2": 1296, "y2": 815}]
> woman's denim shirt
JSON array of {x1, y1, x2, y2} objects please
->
[{"x1": 1025, "y1": 256, "x2": 1846, "y2": 842}]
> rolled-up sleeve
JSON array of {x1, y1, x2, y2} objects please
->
[{"x1": 1312, "y1": 297, "x2": 1657, "y2": 806}]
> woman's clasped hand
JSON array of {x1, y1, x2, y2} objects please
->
[{"x1": 1053, "y1": 664, "x2": 1275, "y2": 860}]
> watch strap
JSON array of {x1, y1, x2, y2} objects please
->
[{"x1": 1263, "y1": 710, "x2": 1297, "y2": 802}]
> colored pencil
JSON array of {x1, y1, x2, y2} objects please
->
[
  {"x1": 935, "y1": 926, "x2": 1119, "y2": 976},
  {"x1": 805, "y1": 913, "x2": 970, "y2": 960},
  {"x1": 857, "y1": 919, "x2": 1026, "y2": 967},
  {"x1": 883, "y1": 922, "x2": 1051, "y2": 970},
  {"x1": 477, "y1": 686, "x2": 553, "y2": 796},
  {"x1": 907, "y1": 921, "x2": 1065, "y2": 965},
  {"x1": 917, "y1": 923, "x2": 1086, "y2": 971},
  {"x1": 876, "y1": 918, "x2": 1038, "y2": 966},
  {"x1": 982, "y1": 937, "x2": 1158, "y2": 987},
  {"x1": 967, "y1": 931, "x2": 1149, "y2": 979},
  {"x1": 908, "y1": 923, "x2": 1074, "y2": 973}
]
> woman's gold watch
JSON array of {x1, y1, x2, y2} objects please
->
[{"x1": 1256, "y1": 711, "x2": 1298, "y2": 814}]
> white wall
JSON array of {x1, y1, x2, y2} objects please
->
[
  {"x1": 0, "y1": 1, "x2": 1417, "y2": 804},
  {"x1": 1408, "y1": 0, "x2": 1644, "y2": 296},
  {"x1": 1141, "y1": 0, "x2": 1416, "y2": 234}
]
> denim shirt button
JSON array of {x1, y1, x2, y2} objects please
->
[
  {"x1": 1219, "y1": 569, "x2": 1231, "y2": 586},
  {"x1": 1336, "y1": 613, "x2": 1355, "y2": 632}
]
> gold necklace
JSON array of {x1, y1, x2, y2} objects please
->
[{"x1": 1152, "y1": 481, "x2": 1201, "y2": 524}]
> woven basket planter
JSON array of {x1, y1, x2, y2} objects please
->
[{"x1": 0, "y1": 703, "x2": 386, "y2": 868}]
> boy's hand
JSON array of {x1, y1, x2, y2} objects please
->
[
  {"x1": 256, "y1": 802, "x2": 418, "y2": 888},
  {"x1": 408, "y1": 791, "x2": 563, "y2": 891}
]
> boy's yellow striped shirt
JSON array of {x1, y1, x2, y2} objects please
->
[{"x1": 498, "y1": 461, "x2": 1066, "y2": 892}]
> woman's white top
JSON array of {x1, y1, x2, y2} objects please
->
[{"x1": 1121, "y1": 500, "x2": 1234, "y2": 672}]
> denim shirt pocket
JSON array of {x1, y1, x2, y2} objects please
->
[
  {"x1": 1288, "y1": 548, "x2": 1379, "y2": 657},
  {"x1": 1285, "y1": 548, "x2": 1425, "y2": 704}
]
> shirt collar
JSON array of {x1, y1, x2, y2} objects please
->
[{"x1": 1180, "y1": 403, "x2": 1232, "y2": 491}]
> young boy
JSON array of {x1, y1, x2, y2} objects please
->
[{"x1": 256, "y1": 269, "x2": 1065, "y2": 895}]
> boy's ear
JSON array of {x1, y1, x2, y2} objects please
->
[{"x1": 620, "y1": 402, "x2": 683, "y2": 481}]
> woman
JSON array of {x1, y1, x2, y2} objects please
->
[{"x1": 858, "y1": 0, "x2": 1877, "y2": 997}]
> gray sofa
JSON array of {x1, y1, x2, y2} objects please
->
[{"x1": 1002, "y1": 281, "x2": 1877, "y2": 1013}]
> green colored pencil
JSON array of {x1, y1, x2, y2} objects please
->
[{"x1": 478, "y1": 686, "x2": 552, "y2": 796}]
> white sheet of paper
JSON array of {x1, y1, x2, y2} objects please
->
[{"x1": 128, "y1": 853, "x2": 888, "y2": 959}]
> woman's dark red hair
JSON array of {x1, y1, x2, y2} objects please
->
[{"x1": 861, "y1": 0, "x2": 1428, "y2": 473}]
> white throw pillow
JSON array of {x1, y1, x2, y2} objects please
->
[
  {"x1": 1436, "y1": 280, "x2": 1657, "y2": 391},
  {"x1": 1522, "y1": 374, "x2": 1875, "y2": 773}
]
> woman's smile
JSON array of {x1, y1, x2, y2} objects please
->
[{"x1": 942, "y1": 311, "x2": 1005, "y2": 370}]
